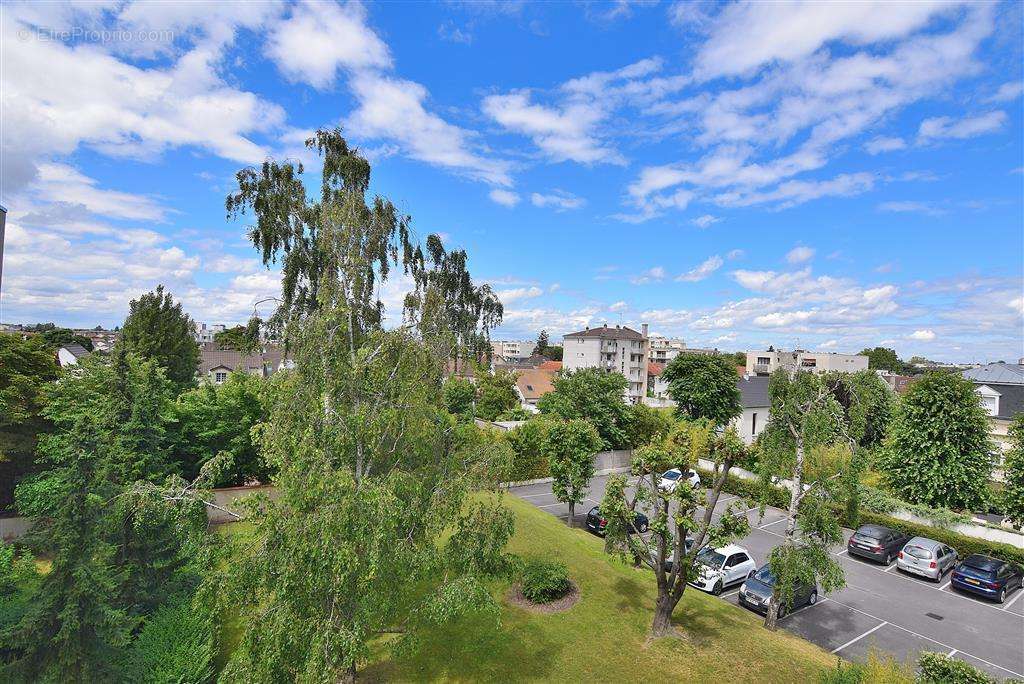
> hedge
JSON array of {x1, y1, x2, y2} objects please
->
[{"x1": 699, "y1": 467, "x2": 1024, "y2": 567}]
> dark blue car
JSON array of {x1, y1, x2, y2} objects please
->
[{"x1": 951, "y1": 554, "x2": 1023, "y2": 604}]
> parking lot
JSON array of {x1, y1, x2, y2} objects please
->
[{"x1": 509, "y1": 474, "x2": 1024, "y2": 681}]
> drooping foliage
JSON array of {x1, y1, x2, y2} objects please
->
[{"x1": 879, "y1": 372, "x2": 992, "y2": 510}]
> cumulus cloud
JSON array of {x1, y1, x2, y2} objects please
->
[
  {"x1": 530, "y1": 190, "x2": 585, "y2": 211},
  {"x1": 489, "y1": 189, "x2": 521, "y2": 207},
  {"x1": 786, "y1": 246, "x2": 815, "y2": 264},
  {"x1": 864, "y1": 136, "x2": 907, "y2": 155},
  {"x1": 690, "y1": 214, "x2": 721, "y2": 228},
  {"x1": 631, "y1": 266, "x2": 666, "y2": 285},
  {"x1": 496, "y1": 285, "x2": 543, "y2": 303},
  {"x1": 908, "y1": 329, "x2": 936, "y2": 341},
  {"x1": 918, "y1": 111, "x2": 1007, "y2": 141},
  {"x1": 985, "y1": 81, "x2": 1024, "y2": 103}
]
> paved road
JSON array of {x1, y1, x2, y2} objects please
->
[{"x1": 509, "y1": 474, "x2": 1024, "y2": 681}]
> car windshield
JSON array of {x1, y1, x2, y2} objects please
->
[
  {"x1": 962, "y1": 559, "x2": 997, "y2": 578},
  {"x1": 853, "y1": 532, "x2": 881, "y2": 544},
  {"x1": 589, "y1": 506, "x2": 600, "y2": 516},
  {"x1": 662, "y1": 470, "x2": 681, "y2": 480},
  {"x1": 753, "y1": 566, "x2": 776, "y2": 585},
  {"x1": 904, "y1": 545, "x2": 932, "y2": 560},
  {"x1": 696, "y1": 549, "x2": 726, "y2": 568}
]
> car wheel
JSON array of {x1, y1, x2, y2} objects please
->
[
  {"x1": 711, "y1": 581, "x2": 722, "y2": 596},
  {"x1": 778, "y1": 604, "x2": 787, "y2": 619},
  {"x1": 808, "y1": 590, "x2": 817, "y2": 606},
  {"x1": 997, "y1": 588, "x2": 1007, "y2": 604},
  {"x1": 885, "y1": 553, "x2": 893, "y2": 565}
]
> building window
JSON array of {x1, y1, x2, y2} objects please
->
[
  {"x1": 214, "y1": 371, "x2": 228, "y2": 384},
  {"x1": 751, "y1": 412, "x2": 757, "y2": 435},
  {"x1": 757, "y1": 357, "x2": 771, "y2": 366},
  {"x1": 801, "y1": 358, "x2": 817, "y2": 367}
]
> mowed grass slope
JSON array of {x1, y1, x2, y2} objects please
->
[{"x1": 365, "y1": 494, "x2": 834, "y2": 683}]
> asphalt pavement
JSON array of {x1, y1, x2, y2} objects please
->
[{"x1": 508, "y1": 474, "x2": 1024, "y2": 681}]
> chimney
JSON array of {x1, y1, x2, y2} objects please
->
[{"x1": 641, "y1": 323, "x2": 648, "y2": 338}]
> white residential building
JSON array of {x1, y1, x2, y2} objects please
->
[
  {"x1": 731, "y1": 375, "x2": 770, "y2": 445},
  {"x1": 746, "y1": 349, "x2": 868, "y2": 376},
  {"x1": 563, "y1": 324, "x2": 648, "y2": 404},
  {"x1": 491, "y1": 339, "x2": 535, "y2": 361},
  {"x1": 647, "y1": 336, "x2": 687, "y2": 367},
  {"x1": 195, "y1": 322, "x2": 227, "y2": 344}
]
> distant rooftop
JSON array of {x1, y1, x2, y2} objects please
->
[
  {"x1": 962, "y1": 363, "x2": 1024, "y2": 386},
  {"x1": 564, "y1": 324, "x2": 645, "y2": 341}
]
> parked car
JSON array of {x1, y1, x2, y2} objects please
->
[
  {"x1": 738, "y1": 564, "x2": 818, "y2": 617},
  {"x1": 652, "y1": 537, "x2": 696, "y2": 573},
  {"x1": 846, "y1": 524, "x2": 911, "y2": 565},
  {"x1": 585, "y1": 505, "x2": 649, "y2": 536},
  {"x1": 658, "y1": 468, "x2": 701, "y2": 493},
  {"x1": 896, "y1": 537, "x2": 957, "y2": 582},
  {"x1": 951, "y1": 554, "x2": 1024, "y2": 604},
  {"x1": 687, "y1": 544, "x2": 757, "y2": 595}
]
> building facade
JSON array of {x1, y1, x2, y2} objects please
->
[
  {"x1": 490, "y1": 339, "x2": 536, "y2": 361},
  {"x1": 746, "y1": 349, "x2": 868, "y2": 376},
  {"x1": 563, "y1": 324, "x2": 648, "y2": 404},
  {"x1": 731, "y1": 375, "x2": 771, "y2": 445},
  {"x1": 962, "y1": 363, "x2": 1024, "y2": 472}
]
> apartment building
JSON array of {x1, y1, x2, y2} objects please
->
[
  {"x1": 746, "y1": 349, "x2": 868, "y2": 376},
  {"x1": 195, "y1": 322, "x2": 227, "y2": 344},
  {"x1": 490, "y1": 339, "x2": 535, "y2": 361},
  {"x1": 962, "y1": 363, "x2": 1024, "y2": 470},
  {"x1": 563, "y1": 324, "x2": 648, "y2": 404},
  {"x1": 647, "y1": 335, "x2": 687, "y2": 366}
]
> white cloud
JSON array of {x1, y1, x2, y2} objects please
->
[
  {"x1": 489, "y1": 189, "x2": 521, "y2": 207},
  {"x1": 726, "y1": 249, "x2": 744, "y2": 260},
  {"x1": 985, "y1": 81, "x2": 1024, "y2": 103},
  {"x1": 265, "y1": 0, "x2": 391, "y2": 89},
  {"x1": 692, "y1": 1, "x2": 962, "y2": 79},
  {"x1": 864, "y1": 136, "x2": 907, "y2": 155},
  {"x1": 918, "y1": 111, "x2": 1007, "y2": 141},
  {"x1": 34, "y1": 164, "x2": 168, "y2": 222},
  {"x1": 676, "y1": 255, "x2": 723, "y2": 282},
  {"x1": 496, "y1": 285, "x2": 543, "y2": 303},
  {"x1": 631, "y1": 266, "x2": 666, "y2": 285},
  {"x1": 786, "y1": 246, "x2": 815, "y2": 264},
  {"x1": 878, "y1": 200, "x2": 944, "y2": 217},
  {"x1": 908, "y1": 329, "x2": 936, "y2": 341},
  {"x1": 609, "y1": 300, "x2": 628, "y2": 312},
  {"x1": 690, "y1": 214, "x2": 721, "y2": 228},
  {"x1": 347, "y1": 71, "x2": 512, "y2": 186},
  {"x1": 530, "y1": 190, "x2": 585, "y2": 211},
  {"x1": 820, "y1": 339, "x2": 838, "y2": 348}
]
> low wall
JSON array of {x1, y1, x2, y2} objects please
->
[{"x1": 0, "y1": 515, "x2": 32, "y2": 542}]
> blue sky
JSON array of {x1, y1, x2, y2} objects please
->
[{"x1": 1, "y1": 0, "x2": 1022, "y2": 362}]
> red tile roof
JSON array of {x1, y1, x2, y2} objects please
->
[
  {"x1": 648, "y1": 362, "x2": 665, "y2": 377},
  {"x1": 538, "y1": 360, "x2": 562, "y2": 371}
]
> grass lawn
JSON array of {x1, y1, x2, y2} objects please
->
[{"x1": 358, "y1": 494, "x2": 835, "y2": 683}]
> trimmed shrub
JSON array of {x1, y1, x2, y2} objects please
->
[
  {"x1": 519, "y1": 558, "x2": 572, "y2": 604},
  {"x1": 918, "y1": 652, "x2": 994, "y2": 684},
  {"x1": 126, "y1": 596, "x2": 215, "y2": 684}
]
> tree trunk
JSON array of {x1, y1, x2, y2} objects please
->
[
  {"x1": 651, "y1": 593, "x2": 676, "y2": 637},
  {"x1": 764, "y1": 432, "x2": 806, "y2": 631},
  {"x1": 567, "y1": 501, "x2": 575, "y2": 528}
]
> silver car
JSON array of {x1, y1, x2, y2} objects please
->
[{"x1": 896, "y1": 537, "x2": 957, "y2": 582}]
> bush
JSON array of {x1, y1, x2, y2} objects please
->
[
  {"x1": 519, "y1": 557, "x2": 572, "y2": 604},
  {"x1": 503, "y1": 418, "x2": 553, "y2": 482},
  {"x1": 819, "y1": 652, "x2": 914, "y2": 683},
  {"x1": 917, "y1": 652, "x2": 994, "y2": 684},
  {"x1": 696, "y1": 467, "x2": 1024, "y2": 567},
  {"x1": 126, "y1": 596, "x2": 215, "y2": 684}
]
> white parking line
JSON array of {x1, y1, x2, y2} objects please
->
[
  {"x1": 1002, "y1": 588, "x2": 1024, "y2": 610},
  {"x1": 721, "y1": 589, "x2": 741, "y2": 598},
  {"x1": 537, "y1": 503, "x2": 566, "y2": 509},
  {"x1": 834, "y1": 549, "x2": 848, "y2": 556},
  {"x1": 830, "y1": 621, "x2": 887, "y2": 654},
  {"x1": 516, "y1": 493, "x2": 553, "y2": 499},
  {"x1": 825, "y1": 595, "x2": 1024, "y2": 679},
  {"x1": 948, "y1": 649, "x2": 958, "y2": 657},
  {"x1": 883, "y1": 563, "x2": 897, "y2": 573},
  {"x1": 938, "y1": 580, "x2": 952, "y2": 591},
  {"x1": 758, "y1": 518, "x2": 787, "y2": 529}
]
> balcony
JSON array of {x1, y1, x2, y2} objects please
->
[{"x1": 753, "y1": 363, "x2": 771, "y2": 375}]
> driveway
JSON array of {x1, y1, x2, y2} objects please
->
[{"x1": 508, "y1": 474, "x2": 1024, "y2": 681}]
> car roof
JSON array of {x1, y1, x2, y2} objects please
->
[
  {"x1": 963, "y1": 554, "x2": 1004, "y2": 570},
  {"x1": 905, "y1": 537, "x2": 941, "y2": 549},
  {"x1": 714, "y1": 544, "x2": 749, "y2": 555},
  {"x1": 857, "y1": 524, "x2": 892, "y2": 536}
]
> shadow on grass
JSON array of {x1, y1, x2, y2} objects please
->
[
  {"x1": 361, "y1": 605, "x2": 562, "y2": 682},
  {"x1": 611, "y1": 575, "x2": 647, "y2": 614}
]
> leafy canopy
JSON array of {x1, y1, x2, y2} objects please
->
[
  {"x1": 545, "y1": 419, "x2": 603, "y2": 527},
  {"x1": 537, "y1": 367, "x2": 630, "y2": 450},
  {"x1": 1000, "y1": 415, "x2": 1024, "y2": 529},
  {"x1": 661, "y1": 353, "x2": 741, "y2": 427},
  {"x1": 879, "y1": 372, "x2": 992, "y2": 510},
  {"x1": 119, "y1": 285, "x2": 200, "y2": 388}
]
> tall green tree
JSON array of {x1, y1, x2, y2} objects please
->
[
  {"x1": 662, "y1": 353, "x2": 742, "y2": 427},
  {"x1": 545, "y1": 419, "x2": 603, "y2": 527},
  {"x1": 217, "y1": 128, "x2": 514, "y2": 681},
  {"x1": 475, "y1": 367, "x2": 519, "y2": 421},
  {"x1": 532, "y1": 329, "x2": 549, "y2": 356},
  {"x1": 1002, "y1": 415, "x2": 1024, "y2": 529},
  {"x1": 879, "y1": 372, "x2": 992, "y2": 510},
  {"x1": 119, "y1": 285, "x2": 200, "y2": 388},
  {"x1": 173, "y1": 371, "x2": 271, "y2": 485},
  {"x1": 537, "y1": 367, "x2": 630, "y2": 449},
  {"x1": 757, "y1": 371, "x2": 853, "y2": 631},
  {"x1": 3, "y1": 354, "x2": 206, "y2": 681},
  {"x1": 0, "y1": 334, "x2": 58, "y2": 511},
  {"x1": 624, "y1": 403, "x2": 674, "y2": 449},
  {"x1": 598, "y1": 421, "x2": 751, "y2": 636},
  {"x1": 858, "y1": 347, "x2": 907, "y2": 374}
]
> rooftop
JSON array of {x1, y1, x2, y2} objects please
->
[
  {"x1": 962, "y1": 363, "x2": 1024, "y2": 386},
  {"x1": 564, "y1": 324, "x2": 645, "y2": 341}
]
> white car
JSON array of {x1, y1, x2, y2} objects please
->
[
  {"x1": 658, "y1": 468, "x2": 701, "y2": 493},
  {"x1": 688, "y1": 544, "x2": 757, "y2": 595}
]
